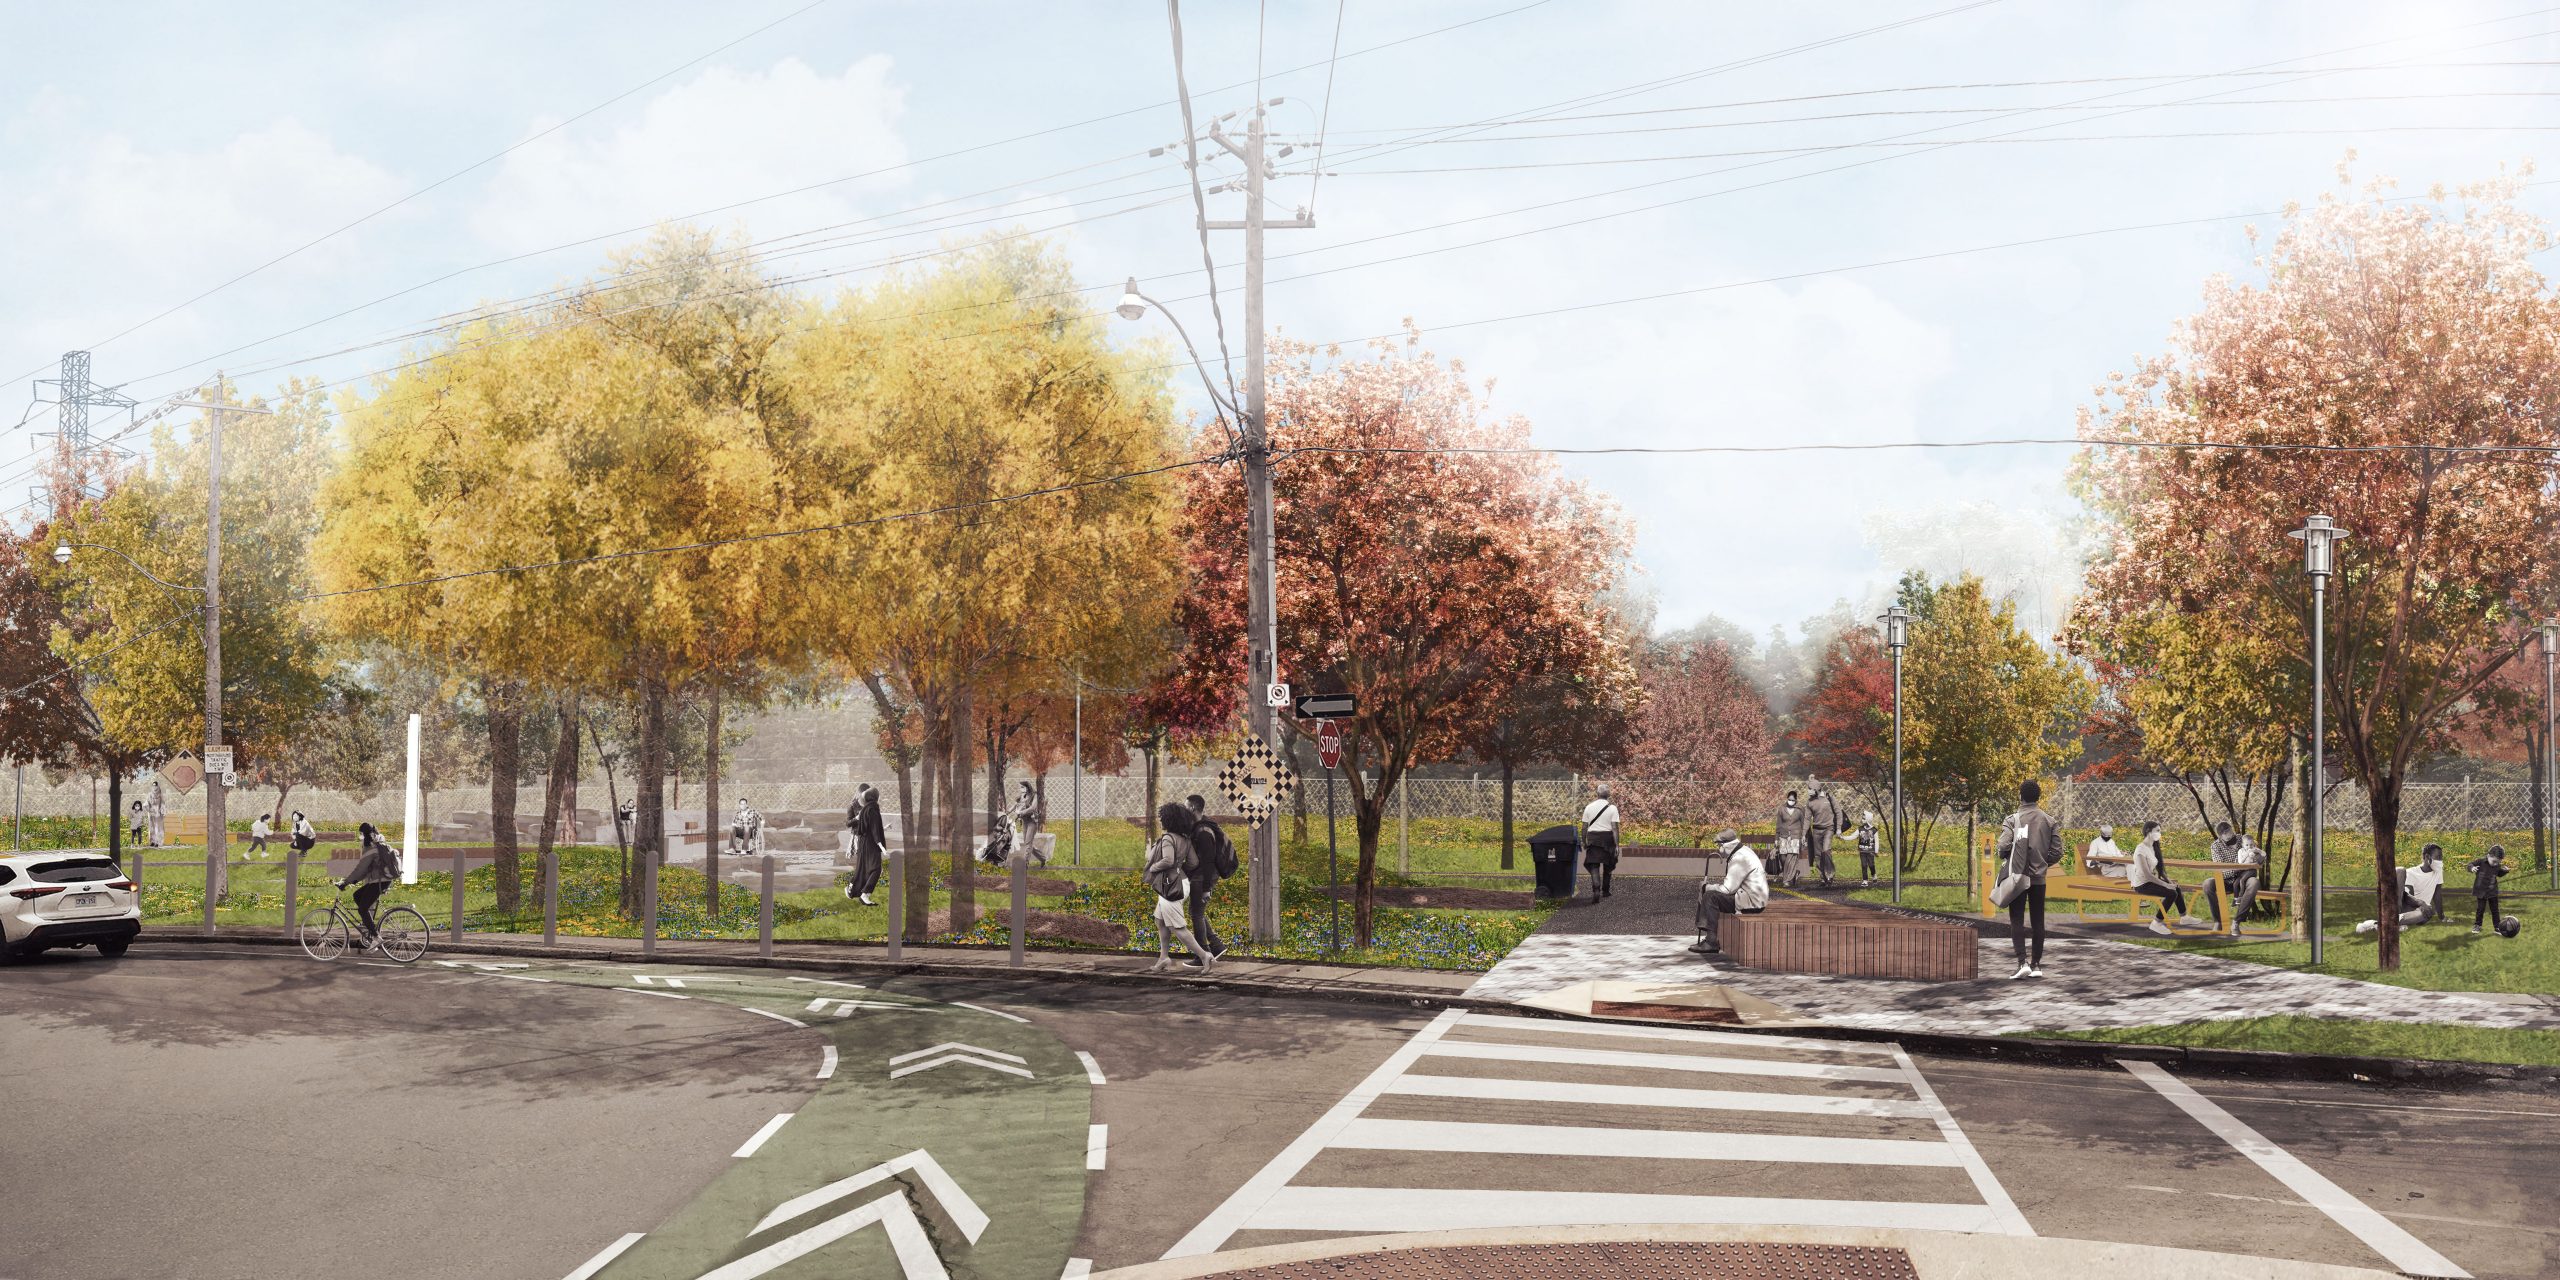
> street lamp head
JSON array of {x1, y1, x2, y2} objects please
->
[
  {"x1": 2288, "y1": 513, "x2": 2349, "y2": 577},
  {"x1": 1115, "y1": 277, "x2": 1147, "y2": 322},
  {"x1": 50, "y1": 544, "x2": 70, "y2": 567},
  {"x1": 1880, "y1": 603, "x2": 1910, "y2": 651},
  {"x1": 2541, "y1": 617, "x2": 2560, "y2": 654}
]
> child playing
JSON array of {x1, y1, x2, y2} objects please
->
[
  {"x1": 2467, "y1": 844, "x2": 2510, "y2": 935},
  {"x1": 1855, "y1": 812, "x2": 1881, "y2": 887}
]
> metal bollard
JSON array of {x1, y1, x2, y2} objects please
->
[
  {"x1": 452, "y1": 846, "x2": 467, "y2": 943},
  {"x1": 758, "y1": 855, "x2": 775, "y2": 959},
  {"x1": 283, "y1": 846, "x2": 300, "y2": 938},
  {"x1": 1010, "y1": 845, "x2": 1027, "y2": 969},
  {"x1": 641, "y1": 844, "x2": 657, "y2": 958},
  {"x1": 542, "y1": 848, "x2": 558, "y2": 946},
  {"x1": 884, "y1": 848, "x2": 902, "y2": 961}
]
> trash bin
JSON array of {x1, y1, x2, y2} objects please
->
[{"x1": 1527, "y1": 824, "x2": 1580, "y2": 900}]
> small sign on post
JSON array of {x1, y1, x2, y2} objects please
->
[
  {"x1": 202, "y1": 747, "x2": 233, "y2": 778},
  {"x1": 1318, "y1": 721, "x2": 1342, "y2": 771},
  {"x1": 1215, "y1": 735, "x2": 1297, "y2": 830},
  {"x1": 1264, "y1": 682, "x2": 1292, "y2": 709},
  {"x1": 1293, "y1": 692, "x2": 1358, "y2": 720},
  {"x1": 159, "y1": 753, "x2": 203, "y2": 796}
]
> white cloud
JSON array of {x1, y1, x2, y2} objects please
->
[{"x1": 471, "y1": 56, "x2": 911, "y2": 258}]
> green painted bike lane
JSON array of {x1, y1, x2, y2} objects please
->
[{"x1": 450, "y1": 960, "x2": 1091, "y2": 1280}]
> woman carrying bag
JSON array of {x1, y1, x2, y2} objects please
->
[{"x1": 1991, "y1": 779, "x2": 2060, "y2": 980}]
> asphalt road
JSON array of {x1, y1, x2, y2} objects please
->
[{"x1": 4, "y1": 946, "x2": 2553, "y2": 1279}]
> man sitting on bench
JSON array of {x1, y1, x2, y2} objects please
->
[{"x1": 1690, "y1": 828, "x2": 1767, "y2": 956}]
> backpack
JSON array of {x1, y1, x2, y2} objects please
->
[
  {"x1": 1198, "y1": 818, "x2": 1239, "y2": 879},
  {"x1": 1145, "y1": 831, "x2": 1197, "y2": 897}
]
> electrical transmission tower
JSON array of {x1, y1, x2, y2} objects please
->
[{"x1": 31, "y1": 350, "x2": 138, "y2": 510}]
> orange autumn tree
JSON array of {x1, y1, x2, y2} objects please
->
[
  {"x1": 2074, "y1": 168, "x2": 2560, "y2": 970},
  {"x1": 1163, "y1": 335, "x2": 1636, "y2": 946}
]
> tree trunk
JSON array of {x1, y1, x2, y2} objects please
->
[
  {"x1": 1354, "y1": 785, "x2": 1387, "y2": 948},
  {"x1": 2530, "y1": 721, "x2": 2548, "y2": 875},
  {"x1": 703, "y1": 682, "x2": 722, "y2": 917},
  {"x1": 269, "y1": 783, "x2": 293, "y2": 841},
  {"x1": 538, "y1": 691, "x2": 579, "y2": 864},
  {"x1": 983, "y1": 713, "x2": 1007, "y2": 841},
  {"x1": 105, "y1": 768, "x2": 122, "y2": 865},
  {"x1": 590, "y1": 712, "x2": 627, "y2": 910},
  {"x1": 629, "y1": 678, "x2": 668, "y2": 921},
  {"x1": 910, "y1": 725, "x2": 939, "y2": 943},
  {"x1": 485, "y1": 677, "x2": 525, "y2": 915},
  {"x1": 1143, "y1": 742, "x2": 1160, "y2": 843},
  {"x1": 948, "y1": 685, "x2": 978, "y2": 935},
  {"x1": 1498, "y1": 759, "x2": 1516, "y2": 870},
  {"x1": 2371, "y1": 773, "x2": 2405, "y2": 972}
]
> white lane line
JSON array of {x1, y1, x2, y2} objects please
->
[
  {"x1": 1087, "y1": 1123, "x2": 1108, "y2": 1170},
  {"x1": 890, "y1": 1042, "x2": 1027, "y2": 1065},
  {"x1": 953, "y1": 1000, "x2": 1029, "y2": 1023},
  {"x1": 2121, "y1": 1060, "x2": 2470, "y2": 1278},
  {"x1": 744, "y1": 1007, "x2": 808, "y2": 1029},
  {"x1": 785, "y1": 976, "x2": 869, "y2": 990},
  {"x1": 1458, "y1": 1012, "x2": 1898, "y2": 1056},
  {"x1": 1889, "y1": 1046, "x2": 2033, "y2": 1237},
  {"x1": 617, "y1": 987, "x2": 690, "y2": 1000},
  {"x1": 631, "y1": 974, "x2": 657, "y2": 985},
  {"x1": 733, "y1": 1112, "x2": 795, "y2": 1158},
  {"x1": 496, "y1": 973, "x2": 553, "y2": 983},
  {"x1": 1165, "y1": 1008, "x2": 1464, "y2": 1259},
  {"x1": 561, "y1": 1231, "x2": 645, "y2": 1280},
  {"x1": 1244, "y1": 1186, "x2": 2020, "y2": 1236},
  {"x1": 1060, "y1": 1260, "x2": 1093, "y2": 1279},
  {"x1": 1076, "y1": 1050, "x2": 1106, "y2": 1085},
  {"x1": 817, "y1": 1045, "x2": 838, "y2": 1080},
  {"x1": 1384, "y1": 1073, "x2": 1934, "y2": 1118},
  {"x1": 1333, "y1": 1117, "x2": 1961, "y2": 1167},
  {"x1": 1423, "y1": 1039, "x2": 1908, "y2": 1084}
]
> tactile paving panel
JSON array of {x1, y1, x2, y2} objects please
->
[{"x1": 1195, "y1": 1241, "x2": 1921, "y2": 1279}]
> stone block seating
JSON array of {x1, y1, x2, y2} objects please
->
[{"x1": 1725, "y1": 898, "x2": 1978, "y2": 981}]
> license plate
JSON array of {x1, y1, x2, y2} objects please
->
[{"x1": 69, "y1": 894, "x2": 104, "y2": 908}]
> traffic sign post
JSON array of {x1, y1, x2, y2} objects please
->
[
  {"x1": 1294, "y1": 691, "x2": 1357, "y2": 720},
  {"x1": 1327, "y1": 761, "x2": 1340, "y2": 957}
]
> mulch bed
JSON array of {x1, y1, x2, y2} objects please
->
[
  {"x1": 927, "y1": 907, "x2": 1128, "y2": 948},
  {"x1": 1320, "y1": 884, "x2": 1538, "y2": 911}
]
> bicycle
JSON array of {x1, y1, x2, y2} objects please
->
[{"x1": 297, "y1": 888, "x2": 431, "y2": 964}]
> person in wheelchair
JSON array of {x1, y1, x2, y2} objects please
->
[{"x1": 336, "y1": 822, "x2": 400, "y2": 945}]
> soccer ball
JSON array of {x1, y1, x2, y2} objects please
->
[{"x1": 2497, "y1": 915, "x2": 2523, "y2": 939}]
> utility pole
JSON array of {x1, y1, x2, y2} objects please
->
[
  {"x1": 1205, "y1": 104, "x2": 1313, "y2": 943},
  {"x1": 172, "y1": 377, "x2": 270, "y2": 927}
]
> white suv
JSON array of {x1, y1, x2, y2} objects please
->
[{"x1": 0, "y1": 852, "x2": 140, "y2": 961}]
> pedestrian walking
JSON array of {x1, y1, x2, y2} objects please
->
[
  {"x1": 1773, "y1": 789, "x2": 1807, "y2": 887},
  {"x1": 1689, "y1": 828, "x2": 1766, "y2": 956},
  {"x1": 2468, "y1": 844, "x2": 2510, "y2": 934},
  {"x1": 248, "y1": 812, "x2": 273, "y2": 857},
  {"x1": 1994, "y1": 779, "x2": 2060, "y2": 979},
  {"x1": 128, "y1": 800, "x2": 146, "y2": 848},
  {"x1": 1145, "y1": 802, "x2": 1214, "y2": 973},
  {"x1": 1578, "y1": 783, "x2": 1621, "y2": 901},
  {"x1": 843, "y1": 785, "x2": 887, "y2": 905},
  {"x1": 146, "y1": 780, "x2": 166, "y2": 848},
  {"x1": 1804, "y1": 784, "x2": 1844, "y2": 888},
  {"x1": 1185, "y1": 794, "x2": 1235, "y2": 959},
  {"x1": 1009, "y1": 781, "x2": 1048, "y2": 868},
  {"x1": 1855, "y1": 811, "x2": 1881, "y2": 886}
]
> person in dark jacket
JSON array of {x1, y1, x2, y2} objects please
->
[
  {"x1": 336, "y1": 822, "x2": 400, "y2": 943},
  {"x1": 1997, "y1": 780, "x2": 2060, "y2": 979},
  {"x1": 1804, "y1": 785, "x2": 1845, "y2": 888},
  {"x1": 2468, "y1": 844, "x2": 2510, "y2": 934},
  {"x1": 844, "y1": 785, "x2": 888, "y2": 905},
  {"x1": 1185, "y1": 794, "x2": 1230, "y2": 958}
]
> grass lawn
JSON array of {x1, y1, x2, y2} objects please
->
[{"x1": 2026, "y1": 1016, "x2": 2560, "y2": 1068}]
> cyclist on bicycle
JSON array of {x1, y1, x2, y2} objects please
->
[{"x1": 336, "y1": 822, "x2": 399, "y2": 945}]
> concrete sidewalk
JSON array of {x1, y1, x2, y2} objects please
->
[{"x1": 1095, "y1": 1225, "x2": 2406, "y2": 1280}]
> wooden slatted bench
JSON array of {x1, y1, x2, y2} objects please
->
[{"x1": 1725, "y1": 898, "x2": 1978, "y2": 981}]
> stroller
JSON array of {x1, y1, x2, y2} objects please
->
[{"x1": 976, "y1": 823, "x2": 1014, "y2": 868}]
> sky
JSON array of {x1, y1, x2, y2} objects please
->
[{"x1": 1, "y1": 0, "x2": 2554, "y2": 648}]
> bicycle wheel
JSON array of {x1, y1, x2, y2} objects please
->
[
  {"x1": 375, "y1": 906, "x2": 430, "y2": 964},
  {"x1": 297, "y1": 908, "x2": 346, "y2": 961}
]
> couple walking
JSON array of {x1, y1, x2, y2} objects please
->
[{"x1": 1142, "y1": 796, "x2": 1236, "y2": 972}]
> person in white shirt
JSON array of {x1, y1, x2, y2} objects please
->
[
  {"x1": 1689, "y1": 828, "x2": 1767, "y2": 956},
  {"x1": 2125, "y1": 820, "x2": 2204, "y2": 935},
  {"x1": 1579, "y1": 783, "x2": 1622, "y2": 902},
  {"x1": 2084, "y1": 825, "x2": 2125, "y2": 880},
  {"x1": 2356, "y1": 844, "x2": 2445, "y2": 935},
  {"x1": 247, "y1": 813, "x2": 273, "y2": 858}
]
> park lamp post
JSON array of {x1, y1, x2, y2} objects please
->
[
  {"x1": 1881, "y1": 603, "x2": 1911, "y2": 906},
  {"x1": 2289, "y1": 514, "x2": 2348, "y2": 966},
  {"x1": 2542, "y1": 618, "x2": 2558, "y2": 890}
]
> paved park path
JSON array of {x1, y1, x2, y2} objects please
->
[{"x1": 1471, "y1": 878, "x2": 2560, "y2": 1036}]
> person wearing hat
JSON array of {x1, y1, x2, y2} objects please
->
[
  {"x1": 1690, "y1": 828, "x2": 1767, "y2": 956},
  {"x1": 2085, "y1": 823, "x2": 2126, "y2": 881}
]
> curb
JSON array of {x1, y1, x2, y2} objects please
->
[{"x1": 142, "y1": 928, "x2": 2560, "y2": 1091}]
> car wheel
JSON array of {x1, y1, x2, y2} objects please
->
[{"x1": 98, "y1": 939, "x2": 130, "y2": 958}]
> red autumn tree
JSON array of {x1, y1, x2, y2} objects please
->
[
  {"x1": 1162, "y1": 335, "x2": 1635, "y2": 946},
  {"x1": 1787, "y1": 629, "x2": 1895, "y2": 822},
  {"x1": 2077, "y1": 169, "x2": 2560, "y2": 970},
  {"x1": 1620, "y1": 636, "x2": 1774, "y2": 843}
]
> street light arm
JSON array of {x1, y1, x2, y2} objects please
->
[{"x1": 1131, "y1": 290, "x2": 1246, "y2": 445}]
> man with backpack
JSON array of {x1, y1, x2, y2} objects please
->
[{"x1": 1186, "y1": 794, "x2": 1236, "y2": 958}]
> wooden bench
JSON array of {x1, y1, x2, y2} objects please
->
[
  {"x1": 1978, "y1": 852, "x2": 2291, "y2": 937},
  {"x1": 1725, "y1": 898, "x2": 1977, "y2": 981}
]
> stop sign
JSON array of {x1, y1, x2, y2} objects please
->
[{"x1": 1318, "y1": 721, "x2": 1342, "y2": 770}]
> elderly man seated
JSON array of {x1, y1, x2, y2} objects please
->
[{"x1": 1689, "y1": 828, "x2": 1768, "y2": 956}]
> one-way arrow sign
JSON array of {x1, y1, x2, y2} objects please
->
[
  {"x1": 1293, "y1": 691, "x2": 1357, "y2": 720},
  {"x1": 888, "y1": 1042, "x2": 1032, "y2": 1080}
]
